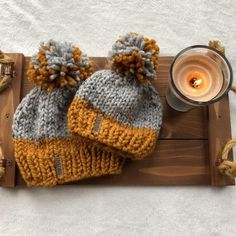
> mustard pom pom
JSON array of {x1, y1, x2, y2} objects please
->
[
  {"x1": 109, "y1": 32, "x2": 160, "y2": 83},
  {"x1": 28, "y1": 40, "x2": 93, "y2": 91}
]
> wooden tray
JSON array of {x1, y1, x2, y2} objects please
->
[{"x1": 0, "y1": 54, "x2": 234, "y2": 187}]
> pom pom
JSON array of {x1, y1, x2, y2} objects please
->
[
  {"x1": 109, "y1": 32, "x2": 160, "y2": 83},
  {"x1": 27, "y1": 40, "x2": 93, "y2": 91}
]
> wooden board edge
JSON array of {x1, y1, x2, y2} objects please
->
[
  {"x1": 0, "y1": 53, "x2": 24, "y2": 187},
  {"x1": 208, "y1": 94, "x2": 235, "y2": 186}
]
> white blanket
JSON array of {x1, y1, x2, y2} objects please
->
[{"x1": 0, "y1": 0, "x2": 236, "y2": 235}]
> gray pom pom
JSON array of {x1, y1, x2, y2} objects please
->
[{"x1": 109, "y1": 33, "x2": 160, "y2": 83}]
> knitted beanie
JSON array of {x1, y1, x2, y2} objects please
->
[
  {"x1": 68, "y1": 33, "x2": 163, "y2": 160},
  {"x1": 13, "y1": 40, "x2": 124, "y2": 187}
]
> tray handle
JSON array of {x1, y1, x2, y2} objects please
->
[
  {"x1": 209, "y1": 40, "x2": 236, "y2": 180},
  {"x1": 218, "y1": 139, "x2": 236, "y2": 179}
]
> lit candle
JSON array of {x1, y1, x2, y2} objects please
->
[
  {"x1": 174, "y1": 54, "x2": 223, "y2": 102},
  {"x1": 166, "y1": 46, "x2": 233, "y2": 112}
]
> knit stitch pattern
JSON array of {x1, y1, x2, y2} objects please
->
[
  {"x1": 14, "y1": 137, "x2": 124, "y2": 187},
  {"x1": 68, "y1": 33, "x2": 162, "y2": 160},
  {"x1": 13, "y1": 40, "x2": 124, "y2": 187},
  {"x1": 13, "y1": 87, "x2": 75, "y2": 140},
  {"x1": 68, "y1": 99, "x2": 158, "y2": 159},
  {"x1": 72, "y1": 70, "x2": 162, "y2": 131}
]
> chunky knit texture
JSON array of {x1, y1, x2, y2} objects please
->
[
  {"x1": 14, "y1": 137, "x2": 124, "y2": 187},
  {"x1": 109, "y1": 32, "x2": 160, "y2": 83},
  {"x1": 13, "y1": 40, "x2": 124, "y2": 187},
  {"x1": 13, "y1": 87, "x2": 75, "y2": 140},
  {"x1": 28, "y1": 40, "x2": 93, "y2": 91},
  {"x1": 68, "y1": 99, "x2": 158, "y2": 159},
  {"x1": 68, "y1": 33, "x2": 162, "y2": 160}
]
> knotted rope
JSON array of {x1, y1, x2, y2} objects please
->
[
  {"x1": 0, "y1": 50, "x2": 14, "y2": 92},
  {"x1": 230, "y1": 85, "x2": 236, "y2": 93},
  {"x1": 209, "y1": 40, "x2": 236, "y2": 179},
  {"x1": 218, "y1": 139, "x2": 236, "y2": 179}
]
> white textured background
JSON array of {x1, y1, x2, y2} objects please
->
[{"x1": 0, "y1": 0, "x2": 236, "y2": 235}]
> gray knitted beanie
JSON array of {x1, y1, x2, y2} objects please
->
[
  {"x1": 12, "y1": 40, "x2": 124, "y2": 187},
  {"x1": 68, "y1": 33, "x2": 163, "y2": 160}
]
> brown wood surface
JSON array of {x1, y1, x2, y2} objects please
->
[
  {"x1": 0, "y1": 54, "x2": 24, "y2": 187},
  {"x1": 1, "y1": 55, "x2": 234, "y2": 186},
  {"x1": 79, "y1": 140, "x2": 210, "y2": 185},
  {"x1": 14, "y1": 140, "x2": 210, "y2": 186},
  {"x1": 208, "y1": 96, "x2": 234, "y2": 186}
]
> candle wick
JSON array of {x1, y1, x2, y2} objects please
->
[{"x1": 190, "y1": 77, "x2": 202, "y2": 88}]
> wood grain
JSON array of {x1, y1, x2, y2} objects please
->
[
  {"x1": 208, "y1": 96, "x2": 235, "y2": 186},
  {"x1": 77, "y1": 140, "x2": 210, "y2": 185},
  {"x1": 1, "y1": 55, "x2": 233, "y2": 187},
  {"x1": 0, "y1": 53, "x2": 24, "y2": 187},
  {"x1": 160, "y1": 98, "x2": 207, "y2": 139}
]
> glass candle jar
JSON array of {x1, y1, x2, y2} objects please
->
[{"x1": 166, "y1": 45, "x2": 233, "y2": 112}]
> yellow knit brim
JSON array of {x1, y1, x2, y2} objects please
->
[
  {"x1": 14, "y1": 137, "x2": 125, "y2": 187},
  {"x1": 68, "y1": 98, "x2": 158, "y2": 160}
]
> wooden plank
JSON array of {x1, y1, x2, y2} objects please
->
[
  {"x1": 6, "y1": 55, "x2": 232, "y2": 187},
  {"x1": 22, "y1": 57, "x2": 207, "y2": 140},
  {"x1": 0, "y1": 53, "x2": 24, "y2": 187},
  {"x1": 16, "y1": 140, "x2": 210, "y2": 186},
  {"x1": 79, "y1": 140, "x2": 210, "y2": 185},
  {"x1": 208, "y1": 95, "x2": 235, "y2": 186},
  {"x1": 160, "y1": 98, "x2": 207, "y2": 139}
]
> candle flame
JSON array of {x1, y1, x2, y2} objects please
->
[
  {"x1": 188, "y1": 72, "x2": 203, "y2": 89},
  {"x1": 190, "y1": 78, "x2": 202, "y2": 88}
]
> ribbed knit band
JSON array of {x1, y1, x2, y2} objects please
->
[
  {"x1": 14, "y1": 136, "x2": 124, "y2": 187},
  {"x1": 68, "y1": 99, "x2": 158, "y2": 160},
  {"x1": 12, "y1": 40, "x2": 125, "y2": 187}
]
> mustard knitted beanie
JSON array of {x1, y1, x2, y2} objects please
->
[
  {"x1": 13, "y1": 40, "x2": 124, "y2": 187},
  {"x1": 68, "y1": 33, "x2": 163, "y2": 160}
]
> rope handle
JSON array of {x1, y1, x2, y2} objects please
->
[
  {"x1": 218, "y1": 139, "x2": 236, "y2": 179},
  {"x1": 208, "y1": 40, "x2": 236, "y2": 179}
]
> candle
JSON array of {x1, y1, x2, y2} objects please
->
[
  {"x1": 173, "y1": 54, "x2": 223, "y2": 102},
  {"x1": 166, "y1": 46, "x2": 233, "y2": 112}
]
